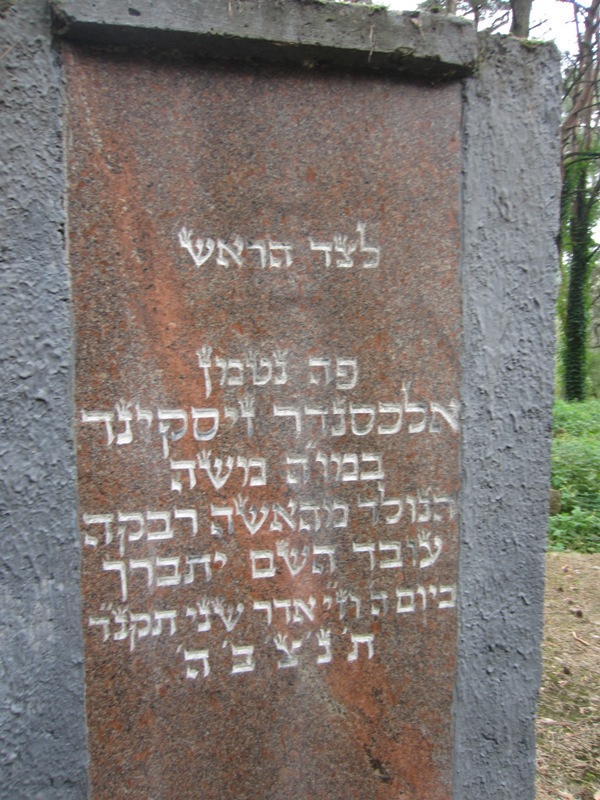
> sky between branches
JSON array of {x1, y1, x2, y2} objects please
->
[{"x1": 383, "y1": 0, "x2": 577, "y2": 53}]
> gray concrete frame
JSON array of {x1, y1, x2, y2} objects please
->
[{"x1": 0, "y1": 1, "x2": 560, "y2": 797}]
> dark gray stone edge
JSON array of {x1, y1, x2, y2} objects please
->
[
  {"x1": 50, "y1": 0, "x2": 477, "y2": 78},
  {"x1": 455, "y1": 33, "x2": 561, "y2": 800}
]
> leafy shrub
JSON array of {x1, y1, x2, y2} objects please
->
[{"x1": 550, "y1": 400, "x2": 600, "y2": 552}]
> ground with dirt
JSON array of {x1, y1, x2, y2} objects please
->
[{"x1": 536, "y1": 552, "x2": 600, "y2": 800}]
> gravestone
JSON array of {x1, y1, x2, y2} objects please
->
[{"x1": 0, "y1": 1, "x2": 561, "y2": 798}]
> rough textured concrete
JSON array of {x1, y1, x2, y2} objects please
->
[
  {"x1": 456, "y1": 34, "x2": 561, "y2": 800},
  {"x1": 0, "y1": 2, "x2": 561, "y2": 799},
  {"x1": 50, "y1": 0, "x2": 477, "y2": 78},
  {"x1": 0, "y1": 1, "x2": 88, "y2": 798}
]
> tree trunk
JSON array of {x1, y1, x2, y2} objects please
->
[
  {"x1": 510, "y1": 0, "x2": 532, "y2": 37},
  {"x1": 564, "y1": 169, "x2": 593, "y2": 401}
]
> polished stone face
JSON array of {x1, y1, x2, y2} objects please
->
[{"x1": 66, "y1": 44, "x2": 462, "y2": 800}]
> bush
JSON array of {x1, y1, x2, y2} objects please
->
[{"x1": 550, "y1": 400, "x2": 600, "y2": 553}]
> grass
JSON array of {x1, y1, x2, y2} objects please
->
[{"x1": 550, "y1": 400, "x2": 600, "y2": 554}]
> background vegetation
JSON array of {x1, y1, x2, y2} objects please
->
[{"x1": 551, "y1": 400, "x2": 600, "y2": 553}]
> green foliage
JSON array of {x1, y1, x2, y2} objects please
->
[
  {"x1": 559, "y1": 153, "x2": 600, "y2": 401},
  {"x1": 550, "y1": 400, "x2": 600, "y2": 552}
]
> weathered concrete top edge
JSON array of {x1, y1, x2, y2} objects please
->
[{"x1": 50, "y1": 0, "x2": 477, "y2": 78}]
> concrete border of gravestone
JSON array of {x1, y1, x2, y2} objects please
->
[
  {"x1": 50, "y1": 0, "x2": 478, "y2": 78},
  {"x1": 0, "y1": 1, "x2": 89, "y2": 797},
  {"x1": 1, "y1": 0, "x2": 560, "y2": 797}
]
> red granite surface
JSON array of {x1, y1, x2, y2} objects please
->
[{"x1": 65, "y1": 45, "x2": 462, "y2": 800}]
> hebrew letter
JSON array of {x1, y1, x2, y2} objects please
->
[
  {"x1": 103, "y1": 560, "x2": 128, "y2": 602},
  {"x1": 246, "y1": 241, "x2": 266, "y2": 269},
  {"x1": 396, "y1": 589, "x2": 415, "y2": 614},
  {"x1": 268, "y1": 241, "x2": 293, "y2": 268},
  {"x1": 315, "y1": 450, "x2": 329, "y2": 480},
  {"x1": 308, "y1": 237, "x2": 333, "y2": 268},
  {"x1": 402, "y1": 383, "x2": 427, "y2": 434},
  {"x1": 438, "y1": 585, "x2": 457, "y2": 609},
  {"x1": 370, "y1": 590, "x2": 389, "y2": 618},
  {"x1": 298, "y1": 502, "x2": 321, "y2": 533},
  {"x1": 170, "y1": 460, "x2": 197, "y2": 493},
  {"x1": 135, "y1": 403, "x2": 154, "y2": 428},
  {"x1": 330, "y1": 398, "x2": 347, "y2": 436},
  {"x1": 312, "y1": 545, "x2": 336, "y2": 574},
  {"x1": 155, "y1": 556, "x2": 181, "y2": 587},
  {"x1": 129, "y1": 612, "x2": 151, "y2": 651},
  {"x1": 196, "y1": 345, "x2": 213, "y2": 398},
  {"x1": 112, "y1": 607, "x2": 129, "y2": 641},
  {"x1": 230, "y1": 643, "x2": 255, "y2": 674},
  {"x1": 273, "y1": 599, "x2": 292, "y2": 625},
  {"x1": 184, "y1": 649, "x2": 210, "y2": 679},
  {"x1": 247, "y1": 457, "x2": 267, "y2": 486},
  {"x1": 210, "y1": 504, "x2": 234, "y2": 537},
  {"x1": 188, "y1": 598, "x2": 212, "y2": 632},
  {"x1": 316, "y1": 629, "x2": 332, "y2": 665},
  {"x1": 335, "y1": 357, "x2": 358, "y2": 391},
  {"x1": 152, "y1": 609, "x2": 177, "y2": 636},
  {"x1": 417, "y1": 489, "x2": 432, "y2": 523},
  {"x1": 352, "y1": 542, "x2": 376, "y2": 570},
  {"x1": 253, "y1": 600, "x2": 273, "y2": 626},
  {"x1": 250, "y1": 550, "x2": 276, "y2": 579},
  {"x1": 270, "y1": 501, "x2": 297, "y2": 533},
  {"x1": 340, "y1": 453, "x2": 359, "y2": 482},
  {"x1": 234, "y1": 495, "x2": 269, "y2": 535},
  {"x1": 213, "y1": 552, "x2": 227, "y2": 571},
  {"x1": 416, "y1": 585, "x2": 427, "y2": 610},
  {"x1": 429, "y1": 399, "x2": 460, "y2": 433},
  {"x1": 178, "y1": 227, "x2": 215, "y2": 268},
  {"x1": 433, "y1": 495, "x2": 456, "y2": 522},
  {"x1": 246, "y1": 349, "x2": 272, "y2": 385},
  {"x1": 356, "y1": 221, "x2": 380, "y2": 268},
  {"x1": 276, "y1": 540, "x2": 309, "y2": 577},
  {"x1": 81, "y1": 410, "x2": 115, "y2": 446},
  {"x1": 115, "y1": 401, "x2": 133, "y2": 446},
  {"x1": 379, "y1": 486, "x2": 402, "y2": 524},
  {"x1": 183, "y1": 554, "x2": 212, "y2": 584},
  {"x1": 198, "y1": 450, "x2": 234, "y2": 489},
  {"x1": 284, "y1": 455, "x2": 310, "y2": 485},
  {"x1": 333, "y1": 234, "x2": 356, "y2": 268},
  {"x1": 274, "y1": 404, "x2": 302, "y2": 435},
  {"x1": 216, "y1": 356, "x2": 244, "y2": 386},
  {"x1": 358, "y1": 496, "x2": 379, "y2": 525},
  {"x1": 379, "y1": 541, "x2": 402, "y2": 569},
  {"x1": 146, "y1": 510, "x2": 173, "y2": 541},
  {"x1": 304, "y1": 404, "x2": 329, "y2": 434},
  {"x1": 216, "y1": 236, "x2": 244, "y2": 268},
  {"x1": 157, "y1": 409, "x2": 188, "y2": 458},
  {"x1": 349, "y1": 404, "x2": 376, "y2": 436},
  {"x1": 273, "y1": 348, "x2": 289, "y2": 385},
  {"x1": 239, "y1": 394, "x2": 256, "y2": 437},
  {"x1": 191, "y1": 408, "x2": 219, "y2": 441},
  {"x1": 273, "y1": 633, "x2": 303, "y2": 669},
  {"x1": 129, "y1": 559, "x2": 154, "y2": 590},
  {"x1": 347, "y1": 633, "x2": 374, "y2": 662},
  {"x1": 117, "y1": 512, "x2": 145, "y2": 556},
  {"x1": 82, "y1": 513, "x2": 113, "y2": 548},
  {"x1": 174, "y1": 508, "x2": 198, "y2": 537},
  {"x1": 212, "y1": 598, "x2": 244, "y2": 632},
  {"x1": 377, "y1": 402, "x2": 403, "y2": 435},
  {"x1": 308, "y1": 357, "x2": 331, "y2": 386},
  {"x1": 292, "y1": 596, "x2": 316, "y2": 624},
  {"x1": 360, "y1": 453, "x2": 384, "y2": 482},
  {"x1": 89, "y1": 616, "x2": 110, "y2": 642},
  {"x1": 418, "y1": 532, "x2": 443, "y2": 569},
  {"x1": 323, "y1": 499, "x2": 349, "y2": 529}
]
